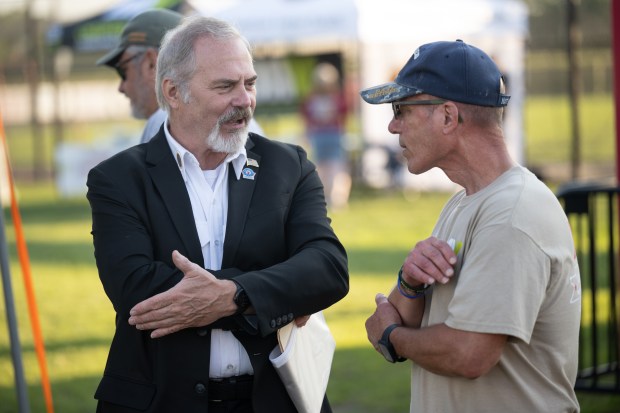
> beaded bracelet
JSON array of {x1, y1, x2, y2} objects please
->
[
  {"x1": 397, "y1": 281, "x2": 425, "y2": 299},
  {"x1": 397, "y1": 266, "x2": 430, "y2": 299}
]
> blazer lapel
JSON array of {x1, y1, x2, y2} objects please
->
[
  {"x1": 146, "y1": 131, "x2": 203, "y2": 265},
  {"x1": 223, "y1": 138, "x2": 260, "y2": 268}
]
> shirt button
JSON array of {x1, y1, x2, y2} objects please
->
[
  {"x1": 195, "y1": 382, "x2": 206, "y2": 394},
  {"x1": 227, "y1": 364, "x2": 234, "y2": 370}
]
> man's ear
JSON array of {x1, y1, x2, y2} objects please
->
[
  {"x1": 441, "y1": 102, "x2": 460, "y2": 133},
  {"x1": 162, "y1": 78, "x2": 180, "y2": 109}
]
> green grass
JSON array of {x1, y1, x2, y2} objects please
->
[
  {"x1": 524, "y1": 93, "x2": 615, "y2": 165},
  {"x1": 0, "y1": 185, "x2": 619, "y2": 412}
]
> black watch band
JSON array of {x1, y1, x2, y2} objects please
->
[
  {"x1": 232, "y1": 281, "x2": 250, "y2": 315},
  {"x1": 378, "y1": 323, "x2": 406, "y2": 363}
]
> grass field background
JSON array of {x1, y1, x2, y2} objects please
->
[{"x1": 1, "y1": 93, "x2": 619, "y2": 412}]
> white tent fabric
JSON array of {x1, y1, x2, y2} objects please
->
[
  {"x1": 206, "y1": 0, "x2": 358, "y2": 45},
  {"x1": 204, "y1": 0, "x2": 527, "y2": 47}
]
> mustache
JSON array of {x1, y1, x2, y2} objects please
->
[{"x1": 219, "y1": 107, "x2": 253, "y2": 125}]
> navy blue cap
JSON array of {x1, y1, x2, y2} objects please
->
[{"x1": 360, "y1": 40, "x2": 510, "y2": 107}]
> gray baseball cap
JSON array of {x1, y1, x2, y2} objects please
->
[{"x1": 96, "y1": 9, "x2": 183, "y2": 67}]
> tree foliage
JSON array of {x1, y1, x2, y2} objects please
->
[{"x1": 523, "y1": 0, "x2": 611, "y2": 49}]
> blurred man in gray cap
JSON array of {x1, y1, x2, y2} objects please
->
[{"x1": 98, "y1": 9, "x2": 262, "y2": 143}]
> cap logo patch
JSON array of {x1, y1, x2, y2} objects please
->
[
  {"x1": 413, "y1": 48, "x2": 420, "y2": 59},
  {"x1": 127, "y1": 32, "x2": 147, "y2": 43},
  {"x1": 366, "y1": 85, "x2": 399, "y2": 100}
]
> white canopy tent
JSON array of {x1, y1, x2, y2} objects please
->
[{"x1": 202, "y1": 0, "x2": 528, "y2": 190}]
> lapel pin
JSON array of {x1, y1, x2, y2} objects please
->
[
  {"x1": 242, "y1": 167, "x2": 256, "y2": 180},
  {"x1": 247, "y1": 158, "x2": 259, "y2": 167}
]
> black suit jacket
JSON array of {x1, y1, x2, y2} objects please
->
[{"x1": 86, "y1": 130, "x2": 349, "y2": 412}]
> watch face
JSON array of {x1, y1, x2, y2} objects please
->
[
  {"x1": 378, "y1": 324, "x2": 405, "y2": 363},
  {"x1": 378, "y1": 341, "x2": 395, "y2": 363},
  {"x1": 234, "y1": 285, "x2": 250, "y2": 314}
]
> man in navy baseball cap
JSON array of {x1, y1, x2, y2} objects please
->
[
  {"x1": 363, "y1": 39, "x2": 581, "y2": 413},
  {"x1": 361, "y1": 39, "x2": 510, "y2": 107}
]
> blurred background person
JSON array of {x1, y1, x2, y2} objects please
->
[{"x1": 301, "y1": 62, "x2": 351, "y2": 210}]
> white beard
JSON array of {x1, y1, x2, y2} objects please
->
[
  {"x1": 206, "y1": 122, "x2": 248, "y2": 154},
  {"x1": 206, "y1": 108, "x2": 252, "y2": 154}
]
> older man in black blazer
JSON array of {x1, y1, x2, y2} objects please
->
[{"x1": 87, "y1": 15, "x2": 348, "y2": 413}]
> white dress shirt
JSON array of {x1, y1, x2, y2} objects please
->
[{"x1": 164, "y1": 122, "x2": 254, "y2": 378}]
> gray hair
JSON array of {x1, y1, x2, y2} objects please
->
[
  {"x1": 456, "y1": 103, "x2": 504, "y2": 127},
  {"x1": 155, "y1": 15, "x2": 251, "y2": 113}
]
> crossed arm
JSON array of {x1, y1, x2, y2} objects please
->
[
  {"x1": 128, "y1": 250, "x2": 238, "y2": 338},
  {"x1": 365, "y1": 236, "x2": 507, "y2": 378},
  {"x1": 128, "y1": 250, "x2": 312, "y2": 338}
]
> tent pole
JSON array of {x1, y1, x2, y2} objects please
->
[{"x1": 0, "y1": 204, "x2": 31, "y2": 413}]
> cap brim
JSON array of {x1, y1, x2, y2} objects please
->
[
  {"x1": 360, "y1": 82, "x2": 421, "y2": 104},
  {"x1": 96, "y1": 45, "x2": 125, "y2": 67}
]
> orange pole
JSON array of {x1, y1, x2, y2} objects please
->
[{"x1": 0, "y1": 111, "x2": 54, "y2": 413}]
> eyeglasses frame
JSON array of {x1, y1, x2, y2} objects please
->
[
  {"x1": 114, "y1": 51, "x2": 146, "y2": 81},
  {"x1": 391, "y1": 99, "x2": 446, "y2": 119}
]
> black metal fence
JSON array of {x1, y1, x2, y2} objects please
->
[{"x1": 557, "y1": 182, "x2": 620, "y2": 393}]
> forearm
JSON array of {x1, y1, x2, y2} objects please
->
[
  {"x1": 387, "y1": 285, "x2": 425, "y2": 327},
  {"x1": 390, "y1": 323, "x2": 506, "y2": 379},
  {"x1": 238, "y1": 246, "x2": 348, "y2": 335},
  {"x1": 128, "y1": 252, "x2": 243, "y2": 338}
]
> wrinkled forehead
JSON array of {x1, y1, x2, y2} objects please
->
[{"x1": 193, "y1": 37, "x2": 256, "y2": 80}]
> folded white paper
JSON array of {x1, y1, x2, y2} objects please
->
[{"x1": 269, "y1": 312, "x2": 336, "y2": 413}]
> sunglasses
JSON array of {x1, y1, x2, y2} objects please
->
[
  {"x1": 391, "y1": 99, "x2": 446, "y2": 119},
  {"x1": 114, "y1": 52, "x2": 145, "y2": 81}
]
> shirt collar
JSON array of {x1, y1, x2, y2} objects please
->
[{"x1": 163, "y1": 119, "x2": 248, "y2": 180}]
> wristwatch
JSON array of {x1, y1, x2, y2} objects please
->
[
  {"x1": 232, "y1": 281, "x2": 251, "y2": 315},
  {"x1": 378, "y1": 324, "x2": 406, "y2": 363}
]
